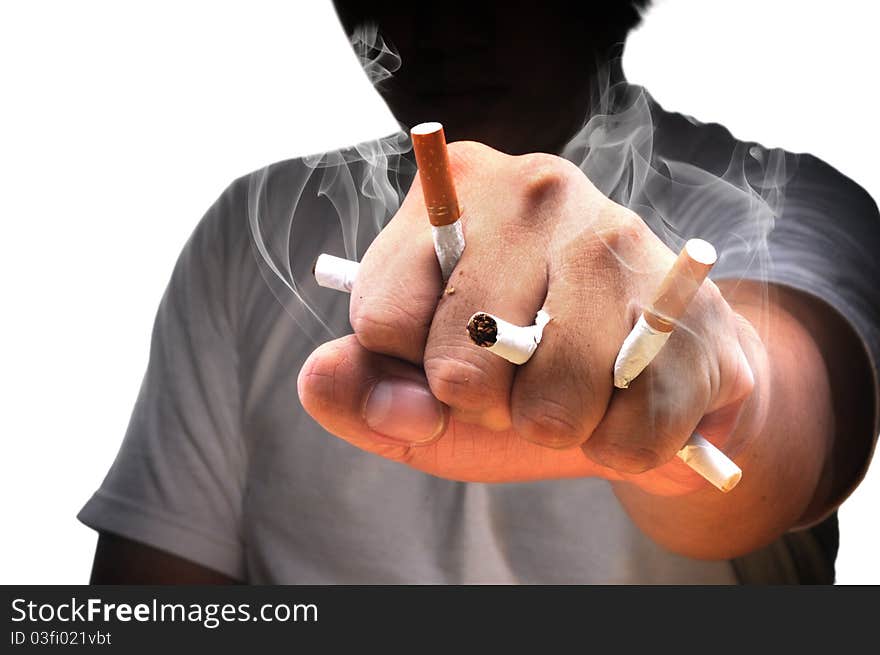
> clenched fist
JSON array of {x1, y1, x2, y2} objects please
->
[{"x1": 298, "y1": 141, "x2": 765, "y2": 497}]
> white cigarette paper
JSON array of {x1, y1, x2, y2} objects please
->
[
  {"x1": 313, "y1": 254, "x2": 359, "y2": 293},
  {"x1": 467, "y1": 310, "x2": 551, "y2": 365},
  {"x1": 432, "y1": 221, "x2": 465, "y2": 282},
  {"x1": 613, "y1": 315, "x2": 670, "y2": 389},
  {"x1": 677, "y1": 433, "x2": 742, "y2": 493},
  {"x1": 312, "y1": 225, "x2": 462, "y2": 291}
]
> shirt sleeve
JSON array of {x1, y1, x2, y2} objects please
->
[{"x1": 78, "y1": 175, "x2": 251, "y2": 580}]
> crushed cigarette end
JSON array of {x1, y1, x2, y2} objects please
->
[{"x1": 467, "y1": 313, "x2": 498, "y2": 347}]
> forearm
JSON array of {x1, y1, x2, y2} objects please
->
[
  {"x1": 90, "y1": 533, "x2": 239, "y2": 584},
  {"x1": 611, "y1": 282, "x2": 836, "y2": 559}
]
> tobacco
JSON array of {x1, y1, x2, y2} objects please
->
[{"x1": 467, "y1": 313, "x2": 498, "y2": 347}]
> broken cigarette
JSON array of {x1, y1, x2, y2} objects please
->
[
  {"x1": 614, "y1": 238, "x2": 717, "y2": 389},
  {"x1": 411, "y1": 122, "x2": 465, "y2": 282},
  {"x1": 466, "y1": 310, "x2": 551, "y2": 365},
  {"x1": 468, "y1": 305, "x2": 740, "y2": 492},
  {"x1": 612, "y1": 238, "x2": 741, "y2": 492},
  {"x1": 313, "y1": 135, "x2": 737, "y2": 490},
  {"x1": 678, "y1": 434, "x2": 742, "y2": 493},
  {"x1": 466, "y1": 239, "x2": 739, "y2": 492},
  {"x1": 314, "y1": 121, "x2": 464, "y2": 293},
  {"x1": 313, "y1": 253, "x2": 358, "y2": 293}
]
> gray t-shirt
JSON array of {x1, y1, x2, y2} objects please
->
[{"x1": 78, "y1": 91, "x2": 879, "y2": 583}]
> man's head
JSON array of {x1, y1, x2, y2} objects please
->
[{"x1": 333, "y1": 1, "x2": 649, "y2": 154}]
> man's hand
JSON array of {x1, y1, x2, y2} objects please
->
[
  {"x1": 298, "y1": 141, "x2": 847, "y2": 559},
  {"x1": 298, "y1": 142, "x2": 763, "y2": 497}
]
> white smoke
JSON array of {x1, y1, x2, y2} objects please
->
[{"x1": 248, "y1": 26, "x2": 791, "y2": 344}]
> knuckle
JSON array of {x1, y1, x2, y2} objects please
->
[
  {"x1": 589, "y1": 440, "x2": 663, "y2": 474},
  {"x1": 593, "y1": 205, "x2": 651, "y2": 257},
  {"x1": 512, "y1": 394, "x2": 586, "y2": 449},
  {"x1": 552, "y1": 207, "x2": 656, "y2": 301},
  {"x1": 424, "y1": 355, "x2": 497, "y2": 412},
  {"x1": 350, "y1": 295, "x2": 430, "y2": 356},
  {"x1": 555, "y1": 230, "x2": 634, "y2": 298},
  {"x1": 350, "y1": 302, "x2": 397, "y2": 352},
  {"x1": 517, "y1": 153, "x2": 580, "y2": 208},
  {"x1": 585, "y1": 399, "x2": 687, "y2": 474},
  {"x1": 612, "y1": 207, "x2": 649, "y2": 243}
]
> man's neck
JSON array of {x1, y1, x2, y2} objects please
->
[{"x1": 398, "y1": 59, "x2": 628, "y2": 156}]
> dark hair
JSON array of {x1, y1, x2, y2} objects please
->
[{"x1": 333, "y1": 1, "x2": 651, "y2": 57}]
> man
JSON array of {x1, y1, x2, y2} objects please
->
[{"x1": 81, "y1": 1, "x2": 878, "y2": 583}]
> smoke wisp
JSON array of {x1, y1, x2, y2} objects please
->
[{"x1": 248, "y1": 26, "x2": 792, "y2": 346}]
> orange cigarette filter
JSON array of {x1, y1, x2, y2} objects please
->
[
  {"x1": 644, "y1": 239, "x2": 717, "y2": 332},
  {"x1": 411, "y1": 122, "x2": 461, "y2": 227}
]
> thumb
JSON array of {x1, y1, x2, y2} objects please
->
[{"x1": 297, "y1": 335, "x2": 449, "y2": 459}]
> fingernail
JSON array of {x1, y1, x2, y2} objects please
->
[{"x1": 363, "y1": 378, "x2": 447, "y2": 445}]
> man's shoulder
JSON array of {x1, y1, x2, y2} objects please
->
[
  {"x1": 647, "y1": 93, "x2": 787, "y2": 179},
  {"x1": 227, "y1": 130, "x2": 413, "y2": 205},
  {"x1": 184, "y1": 132, "x2": 413, "y2": 345},
  {"x1": 214, "y1": 130, "x2": 413, "y2": 252},
  {"x1": 648, "y1": 92, "x2": 876, "y2": 213}
]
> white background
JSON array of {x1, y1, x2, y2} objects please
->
[{"x1": 0, "y1": 0, "x2": 877, "y2": 583}]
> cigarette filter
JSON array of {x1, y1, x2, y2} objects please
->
[
  {"x1": 411, "y1": 122, "x2": 465, "y2": 282},
  {"x1": 467, "y1": 310, "x2": 551, "y2": 365}
]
